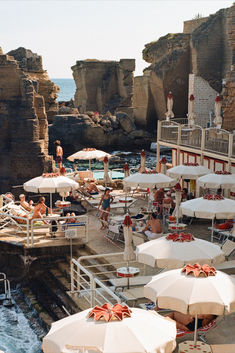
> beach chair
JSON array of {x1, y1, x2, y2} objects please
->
[
  {"x1": 132, "y1": 231, "x2": 146, "y2": 246},
  {"x1": 106, "y1": 219, "x2": 124, "y2": 243},
  {"x1": 214, "y1": 239, "x2": 235, "y2": 273},
  {"x1": 176, "y1": 316, "x2": 222, "y2": 344}
]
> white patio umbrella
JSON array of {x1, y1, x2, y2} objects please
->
[
  {"x1": 187, "y1": 94, "x2": 195, "y2": 127},
  {"x1": 165, "y1": 91, "x2": 174, "y2": 121},
  {"x1": 68, "y1": 148, "x2": 112, "y2": 170},
  {"x1": 139, "y1": 150, "x2": 146, "y2": 173},
  {"x1": 174, "y1": 183, "x2": 182, "y2": 223},
  {"x1": 160, "y1": 157, "x2": 167, "y2": 175},
  {"x1": 136, "y1": 235, "x2": 225, "y2": 269},
  {"x1": 123, "y1": 163, "x2": 130, "y2": 178},
  {"x1": 180, "y1": 195, "x2": 235, "y2": 241},
  {"x1": 213, "y1": 95, "x2": 222, "y2": 128},
  {"x1": 144, "y1": 265, "x2": 235, "y2": 347},
  {"x1": 123, "y1": 172, "x2": 176, "y2": 189},
  {"x1": 43, "y1": 305, "x2": 176, "y2": 353},
  {"x1": 197, "y1": 172, "x2": 235, "y2": 189},
  {"x1": 123, "y1": 215, "x2": 135, "y2": 262},
  {"x1": 167, "y1": 164, "x2": 211, "y2": 180},
  {"x1": 23, "y1": 173, "x2": 79, "y2": 213},
  {"x1": 103, "y1": 156, "x2": 110, "y2": 186}
]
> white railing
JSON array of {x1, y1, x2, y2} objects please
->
[
  {"x1": 0, "y1": 212, "x2": 89, "y2": 248},
  {"x1": 71, "y1": 257, "x2": 121, "y2": 307}
]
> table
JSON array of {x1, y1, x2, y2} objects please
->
[
  {"x1": 117, "y1": 267, "x2": 139, "y2": 278},
  {"x1": 178, "y1": 341, "x2": 211, "y2": 353},
  {"x1": 117, "y1": 266, "x2": 140, "y2": 289},
  {"x1": 168, "y1": 223, "x2": 187, "y2": 232},
  {"x1": 119, "y1": 197, "x2": 134, "y2": 213},
  {"x1": 55, "y1": 201, "x2": 71, "y2": 208}
]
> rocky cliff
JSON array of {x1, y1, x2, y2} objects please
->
[
  {"x1": 135, "y1": 4, "x2": 234, "y2": 129},
  {"x1": 49, "y1": 111, "x2": 152, "y2": 154},
  {"x1": 7, "y1": 47, "x2": 59, "y2": 123},
  {"x1": 221, "y1": 5, "x2": 235, "y2": 131},
  {"x1": 0, "y1": 49, "x2": 55, "y2": 193},
  {"x1": 71, "y1": 59, "x2": 135, "y2": 117}
]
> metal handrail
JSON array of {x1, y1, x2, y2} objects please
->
[{"x1": 71, "y1": 257, "x2": 121, "y2": 307}]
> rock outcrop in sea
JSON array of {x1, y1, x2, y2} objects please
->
[
  {"x1": 49, "y1": 111, "x2": 152, "y2": 154},
  {"x1": 71, "y1": 59, "x2": 135, "y2": 118},
  {"x1": 0, "y1": 47, "x2": 55, "y2": 193}
]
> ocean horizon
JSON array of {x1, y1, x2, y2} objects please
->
[{"x1": 52, "y1": 78, "x2": 76, "y2": 102}]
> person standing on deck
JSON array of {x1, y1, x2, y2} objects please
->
[{"x1": 54, "y1": 140, "x2": 63, "y2": 170}]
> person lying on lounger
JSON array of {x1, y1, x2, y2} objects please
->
[
  {"x1": 166, "y1": 311, "x2": 216, "y2": 331},
  {"x1": 19, "y1": 194, "x2": 34, "y2": 212}
]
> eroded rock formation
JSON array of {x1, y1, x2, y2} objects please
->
[
  {"x1": 49, "y1": 111, "x2": 152, "y2": 154},
  {"x1": 7, "y1": 47, "x2": 59, "y2": 123},
  {"x1": 0, "y1": 49, "x2": 54, "y2": 193},
  {"x1": 136, "y1": 4, "x2": 234, "y2": 129},
  {"x1": 221, "y1": 5, "x2": 235, "y2": 131},
  {"x1": 72, "y1": 59, "x2": 135, "y2": 117}
]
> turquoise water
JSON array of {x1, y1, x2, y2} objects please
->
[
  {"x1": 52, "y1": 78, "x2": 76, "y2": 102},
  {"x1": 94, "y1": 170, "x2": 124, "y2": 180}
]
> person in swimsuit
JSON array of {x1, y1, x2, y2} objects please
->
[
  {"x1": 99, "y1": 188, "x2": 114, "y2": 230},
  {"x1": 32, "y1": 197, "x2": 51, "y2": 224},
  {"x1": 166, "y1": 311, "x2": 216, "y2": 331},
  {"x1": 54, "y1": 140, "x2": 63, "y2": 170},
  {"x1": 142, "y1": 212, "x2": 162, "y2": 240},
  {"x1": 19, "y1": 194, "x2": 34, "y2": 212}
]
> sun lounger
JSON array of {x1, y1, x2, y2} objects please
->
[
  {"x1": 177, "y1": 317, "x2": 222, "y2": 344},
  {"x1": 211, "y1": 344, "x2": 235, "y2": 353},
  {"x1": 109, "y1": 275, "x2": 152, "y2": 290},
  {"x1": 132, "y1": 231, "x2": 146, "y2": 246},
  {"x1": 208, "y1": 227, "x2": 235, "y2": 243},
  {"x1": 215, "y1": 240, "x2": 235, "y2": 273}
]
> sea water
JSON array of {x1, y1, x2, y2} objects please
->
[
  {"x1": 0, "y1": 291, "x2": 44, "y2": 353},
  {"x1": 52, "y1": 78, "x2": 76, "y2": 102}
]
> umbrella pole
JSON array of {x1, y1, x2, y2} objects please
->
[
  {"x1": 127, "y1": 261, "x2": 130, "y2": 289},
  {"x1": 211, "y1": 218, "x2": 214, "y2": 242},
  {"x1": 89, "y1": 159, "x2": 91, "y2": 171},
  {"x1": 50, "y1": 193, "x2": 52, "y2": 215},
  {"x1": 193, "y1": 314, "x2": 198, "y2": 347}
]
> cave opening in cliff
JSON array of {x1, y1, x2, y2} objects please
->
[{"x1": 146, "y1": 88, "x2": 158, "y2": 133}]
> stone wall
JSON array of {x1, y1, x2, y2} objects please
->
[
  {"x1": 222, "y1": 4, "x2": 235, "y2": 131},
  {"x1": 0, "y1": 50, "x2": 54, "y2": 193},
  {"x1": 7, "y1": 47, "x2": 59, "y2": 123},
  {"x1": 71, "y1": 59, "x2": 135, "y2": 117},
  {"x1": 137, "y1": 4, "x2": 234, "y2": 129},
  {"x1": 141, "y1": 33, "x2": 190, "y2": 125},
  {"x1": 188, "y1": 74, "x2": 217, "y2": 127},
  {"x1": 183, "y1": 17, "x2": 208, "y2": 34}
]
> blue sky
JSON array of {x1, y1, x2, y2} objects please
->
[{"x1": 0, "y1": 0, "x2": 233, "y2": 77}]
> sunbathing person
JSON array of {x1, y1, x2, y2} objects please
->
[
  {"x1": 65, "y1": 212, "x2": 76, "y2": 223},
  {"x1": 99, "y1": 188, "x2": 114, "y2": 230},
  {"x1": 19, "y1": 194, "x2": 34, "y2": 212},
  {"x1": 166, "y1": 311, "x2": 216, "y2": 331},
  {"x1": 32, "y1": 197, "x2": 51, "y2": 224},
  {"x1": 142, "y1": 212, "x2": 162, "y2": 240},
  {"x1": 85, "y1": 182, "x2": 99, "y2": 195}
]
